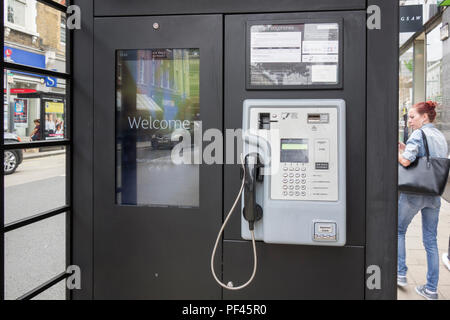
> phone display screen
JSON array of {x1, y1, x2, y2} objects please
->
[{"x1": 280, "y1": 139, "x2": 309, "y2": 163}]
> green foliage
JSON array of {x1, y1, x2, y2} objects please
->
[{"x1": 403, "y1": 60, "x2": 413, "y2": 73}]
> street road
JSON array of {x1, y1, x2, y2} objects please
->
[{"x1": 4, "y1": 153, "x2": 66, "y2": 300}]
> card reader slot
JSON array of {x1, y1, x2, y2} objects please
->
[{"x1": 307, "y1": 113, "x2": 321, "y2": 123}]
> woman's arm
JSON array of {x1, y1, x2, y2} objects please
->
[
  {"x1": 398, "y1": 153, "x2": 411, "y2": 167},
  {"x1": 398, "y1": 141, "x2": 411, "y2": 167}
]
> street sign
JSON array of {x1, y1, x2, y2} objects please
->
[
  {"x1": 400, "y1": 5, "x2": 423, "y2": 33},
  {"x1": 45, "y1": 76, "x2": 57, "y2": 87}
]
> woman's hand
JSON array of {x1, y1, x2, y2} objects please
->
[{"x1": 398, "y1": 142, "x2": 406, "y2": 153}]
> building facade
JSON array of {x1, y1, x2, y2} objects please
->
[{"x1": 3, "y1": 0, "x2": 66, "y2": 140}]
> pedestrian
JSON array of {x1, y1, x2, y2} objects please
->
[
  {"x1": 397, "y1": 101, "x2": 448, "y2": 300},
  {"x1": 30, "y1": 119, "x2": 41, "y2": 141}
]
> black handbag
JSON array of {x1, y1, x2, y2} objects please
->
[{"x1": 398, "y1": 129, "x2": 450, "y2": 196}]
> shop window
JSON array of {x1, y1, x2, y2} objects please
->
[{"x1": 3, "y1": 70, "x2": 67, "y2": 143}]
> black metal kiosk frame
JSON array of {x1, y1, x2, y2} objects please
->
[
  {"x1": 1, "y1": 0, "x2": 399, "y2": 300},
  {"x1": 71, "y1": 0, "x2": 398, "y2": 300}
]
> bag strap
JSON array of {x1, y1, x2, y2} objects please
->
[{"x1": 420, "y1": 129, "x2": 431, "y2": 166}]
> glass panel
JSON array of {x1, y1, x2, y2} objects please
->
[
  {"x1": 3, "y1": 69, "x2": 67, "y2": 141},
  {"x1": 4, "y1": 146, "x2": 66, "y2": 225},
  {"x1": 4, "y1": 0, "x2": 67, "y2": 73},
  {"x1": 116, "y1": 49, "x2": 200, "y2": 207},
  {"x1": 249, "y1": 23, "x2": 340, "y2": 86},
  {"x1": 4, "y1": 213, "x2": 66, "y2": 300},
  {"x1": 399, "y1": 46, "x2": 414, "y2": 142},
  {"x1": 31, "y1": 280, "x2": 66, "y2": 300}
]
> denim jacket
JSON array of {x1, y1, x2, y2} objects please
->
[{"x1": 402, "y1": 123, "x2": 448, "y2": 162}]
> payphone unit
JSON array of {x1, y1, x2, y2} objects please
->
[
  {"x1": 211, "y1": 99, "x2": 346, "y2": 290},
  {"x1": 241, "y1": 99, "x2": 346, "y2": 246}
]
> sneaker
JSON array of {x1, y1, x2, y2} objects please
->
[
  {"x1": 397, "y1": 275, "x2": 407, "y2": 287},
  {"x1": 443, "y1": 253, "x2": 450, "y2": 271},
  {"x1": 415, "y1": 285, "x2": 438, "y2": 300}
]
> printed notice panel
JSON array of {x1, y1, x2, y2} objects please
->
[{"x1": 249, "y1": 23, "x2": 340, "y2": 87}]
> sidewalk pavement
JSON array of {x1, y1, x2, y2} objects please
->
[
  {"x1": 23, "y1": 149, "x2": 65, "y2": 160},
  {"x1": 397, "y1": 198, "x2": 450, "y2": 300}
]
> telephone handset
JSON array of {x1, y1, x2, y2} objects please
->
[{"x1": 242, "y1": 153, "x2": 264, "y2": 230}]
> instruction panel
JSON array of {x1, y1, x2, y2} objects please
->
[{"x1": 249, "y1": 22, "x2": 340, "y2": 87}]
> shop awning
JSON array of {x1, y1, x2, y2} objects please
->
[{"x1": 136, "y1": 94, "x2": 163, "y2": 113}]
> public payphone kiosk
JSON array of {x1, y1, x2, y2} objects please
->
[{"x1": 73, "y1": 0, "x2": 398, "y2": 300}]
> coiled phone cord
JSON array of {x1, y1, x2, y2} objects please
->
[{"x1": 210, "y1": 153, "x2": 258, "y2": 290}]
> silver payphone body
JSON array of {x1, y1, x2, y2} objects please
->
[{"x1": 242, "y1": 99, "x2": 346, "y2": 246}]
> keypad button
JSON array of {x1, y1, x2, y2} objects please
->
[
  {"x1": 289, "y1": 179, "x2": 294, "y2": 183},
  {"x1": 283, "y1": 191, "x2": 288, "y2": 196},
  {"x1": 289, "y1": 167, "x2": 295, "y2": 171},
  {"x1": 295, "y1": 173, "x2": 300, "y2": 178},
  {"x1": 283, "y1": 179, "x2": 288, "y2": 183},
  {"x1": 283, "y1": 173, "x2": 288, "y2": 177},
  {"x1": 289, "y1": 185, "x2": 294, "y2": 190},
  {"x1": 289, "y1": 191, "x2": 294, "y2": 196},
  {"x1": 301, "y1": 179, "x2": 306, "y2": 184},
  {"x1": 295, "y1": 191, "x2": 300, "y2": 196},
  {"x1": 301, "y1": 167, "x2": 306, "y2": 171},
  {"x1": 301, "y1": 174, "x2": 306, "y2": 178},
  {"x1": 295, "y1": 179, "x2": 300, "y2": 184},
  {"x1": 289, "y1": 173, "x2": 294, "y2": 178},
  {"x1": 295, "y1": 167, "x2": 300, "y2": 171},
  {"x1": 301, "y1": 191, "x2": 306, "y2": 196},
  {"x1": 283, "y1": 185, "x2": 288, "y2": 190},
  {"x1": 283, "y1": 167, "x2": 288, "y2": 171},
  {"x1": 295, "y1": 185, "x2": 300, "y2": 190},
  {"x1": 301, "y1": 185, "x2": 306, "y2": 190}
]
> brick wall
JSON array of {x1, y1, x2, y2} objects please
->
[{"x1": 36, "y1": 2, "x2": 65, "y2": 55}]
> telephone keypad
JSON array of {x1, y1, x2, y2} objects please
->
[{"x1": 279, "y1": 163, "x2": 308, "y2": 199}]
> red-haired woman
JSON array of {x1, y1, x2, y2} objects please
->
[{"x1": 397, "y1": 101, "x2": 448, "y2": 300}]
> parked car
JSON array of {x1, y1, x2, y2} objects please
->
[
  {"x1": 4, "y1": 133, "x2": 23, "y2": 175},
  {"x1": 151, "y1": 124, "x2": 196, "y2": 150}
]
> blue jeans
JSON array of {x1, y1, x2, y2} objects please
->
[{"x1": 398, "y1": 193, "x2": 441, "y2": 292}]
